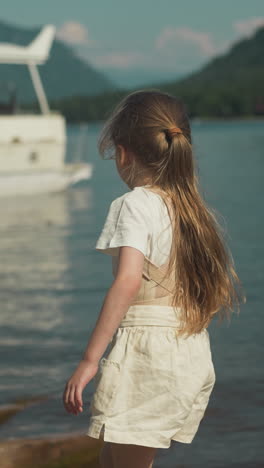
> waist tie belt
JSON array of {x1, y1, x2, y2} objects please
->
[{"x1": 119, "y1": 305, "x2": 184, "y2": 327}]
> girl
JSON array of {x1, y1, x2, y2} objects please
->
[{"x1": 63, "y1": 89, "x2": 245, "y2": 468}]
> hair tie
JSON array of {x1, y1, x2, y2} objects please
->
[{"x1": 167, "y1": 126, "x2": 183, "y2": 137}]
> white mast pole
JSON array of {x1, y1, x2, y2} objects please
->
[{"x1": 28, "y1": 62, "x2": 50, "y2": 114}]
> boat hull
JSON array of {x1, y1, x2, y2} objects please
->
[
  {"x1": 0, "y1": 114, "x2": 66, "y2": 171},
  {"x1": 0, "y1": 163, "x2": 93, "y2": 197}
]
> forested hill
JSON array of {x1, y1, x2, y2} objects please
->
[
  {"x1": 0, "y1": 20, "x2": 117, "y2": 102},
  {"x1": 49, "y1": 25, "x2": 264, "y2": 121},
  {"x1": 157, "y1": 25, "x2": 264, "y2": 117}
]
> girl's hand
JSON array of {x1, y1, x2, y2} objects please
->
[{"x1": 63, "y1": 359, "x2": 99, "y2": 415}]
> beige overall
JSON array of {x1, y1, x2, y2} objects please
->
[
  {"x1": 112, "y1": 254, "x2": 186, "y2": 328},
  {"x1": 86, "y1": 254, "x2": 216, "y2": 448}
]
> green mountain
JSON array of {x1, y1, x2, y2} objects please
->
[
  {"x1": 51, "y1": 25, "x2": 264, "y2": 121},
  {"x1": 157, "y1": 25, "x2": 264, "y2": 117},
  {"x1": 0, "y1": 20, "x2": 117, "y2": 102}
]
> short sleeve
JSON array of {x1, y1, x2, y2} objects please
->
[{"x1": 95, "y1": 194, "x2": 152, "y2": 257}]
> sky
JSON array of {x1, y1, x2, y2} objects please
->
[{"x1": 1, "y1": 0, "x2": 264, "y2": 87}]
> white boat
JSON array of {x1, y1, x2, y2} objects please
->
[{"x1": 0, "y1": 25, "x2": 93, "y2": 197}]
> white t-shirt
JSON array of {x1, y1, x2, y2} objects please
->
[{"x1": 95, "y1": 185, "x2": 173, "y2": 267}]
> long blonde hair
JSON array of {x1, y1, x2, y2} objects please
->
[{"x1": 98, "y1": 89, "x2": 246, "y2": 337}]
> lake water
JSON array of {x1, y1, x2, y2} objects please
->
[{"x1": 0, "y1": 120, "x2": 263, "y2": 467}]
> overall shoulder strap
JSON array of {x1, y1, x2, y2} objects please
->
[{"x1": 143, "y1": 256, "x2": 175, "y2": 294}]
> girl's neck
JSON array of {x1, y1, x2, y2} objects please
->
[
  {"x1": 132, "y1": 180, "x2": 170, "y2": 201},
  {"x1": 129, "y1": 177, "x2": 153, "y2": 190}
]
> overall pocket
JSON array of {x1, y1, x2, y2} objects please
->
[{"x1": 90, "y1": 357, "x2": 121, "y2": 416}]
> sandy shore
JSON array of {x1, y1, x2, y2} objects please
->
[
  {"x1": 0, "y1": 397, "x2": 103, "y2": 468},
  {"x1": 0, "y1": 432, "x2": 103, "y2": 468}
]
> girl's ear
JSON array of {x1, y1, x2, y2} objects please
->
[
  {"x1": 116, "y1": 144, "x2": 122, "y2": 162},
  {"x1": 116, "y1": 144, "x2": 130, "y2": 167}
]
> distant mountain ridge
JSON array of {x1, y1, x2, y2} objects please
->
[
  {"x1": 156, "y1": 25, "x2": 264, "y2": 116},
  {"x1": 1, "y1": 20, "x2": 263, "y2": 119},
  {"x1": 0, "y1": 20, "x2": 117, "y2": 102},
  {"x1": 52, "y1": 24, "x2": 264, "y2": 121}
]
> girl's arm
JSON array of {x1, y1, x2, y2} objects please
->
[
  {"x1": 63, "y1": 246, "x2": 144, "y2": 414},
  {"x1": 82, "y1": 245, "x2": 144, "y2": 363}
]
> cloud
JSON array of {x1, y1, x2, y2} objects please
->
[
  {"x1": 63, "y1": 17, "x2": 264, "y2": 73},
  {"x1": 92, "y1": 51, "x2": 145, "y2": 68},
  {"x1": 56, "y1": 21, "x2": 95, "y2": 46},
  {"x1": 233, "y1": 17, "x2": 264, "y2": 37},
  {"x1": 91, "y1": 26, "x2": 220, "y2": 71},
  {"x1": 155, "y1": 26, "x2": 217, "y2": 56}
]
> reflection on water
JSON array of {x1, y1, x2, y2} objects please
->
[
  {"x1": 0, "y1": 187, "x2": 97, "y2": 403},
  {"x1": 0, "y1": 189, "x2": 91, "y2": 331}
]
